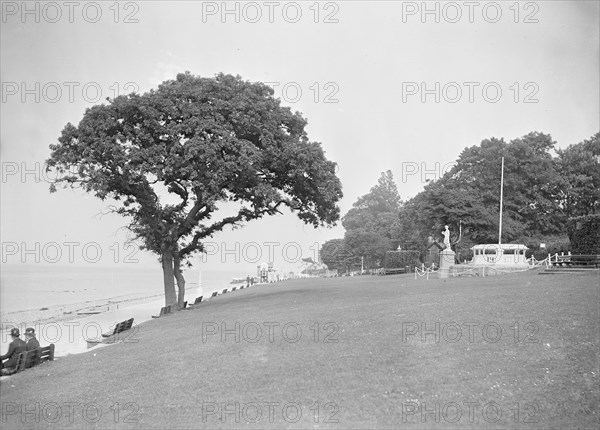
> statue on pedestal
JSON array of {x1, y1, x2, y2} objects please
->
[
  {"x1": 439, "y1": 225, "x2": 455, "y2": 278},
  {"x1": 442, "y1": 225, "x2": 450, "y2": 249}
]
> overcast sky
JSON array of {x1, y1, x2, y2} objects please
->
[{"x1": 1, "y1": 1, "x2": 599, "y2": 274}]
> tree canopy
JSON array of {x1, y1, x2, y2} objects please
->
[
  {"x1": 322, "y1": 171, "x2": 401, "y2": 272},
  {"x1": 322, "y1": 131, "x2": 599, "y2": 271},
  {"x1": 47, "y1": 72, "x2": 343, "y2": 307},
  {"x1": 556, "y1": 132, "x2": 600, "y2": 218},
  {"x1": 320, "y1": 238, "x2": 359, "y2": 273},
  {"x1": 395, "y1": 131, "x2": 599, "y2": 259}
]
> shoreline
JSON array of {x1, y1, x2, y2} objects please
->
[
  {"x1": 1, "y1": 292, "x2": 166, "y2": 331},
  {"x1": 0, "y1": 277, "x2": 254, "y2": 335},
  {"x1": 1, "y1": 266, "x2": 259, "y2": 330},
  {"x1": 0, "y1": 278, "x2": 270, "y2": 358}
]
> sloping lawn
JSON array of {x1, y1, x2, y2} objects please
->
[{"x1": 1, "y1": 270, "x2": 598, "y2": 429}]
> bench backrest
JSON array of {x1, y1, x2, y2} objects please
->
[
  {"x1": 211, "y1": 292, "x2": 218, "y2": 297},
  {"x1": 194, "y1": 296, "x2": 203, "y2": 305},
  {"x1": 113, "y1": 318, "x2": 134, "y2": 335},
  {"x1": 570, "y1": 255, "x2": 600, "y2": 263},
  {"x1": 9, "y1": 351, "x2": 28, "y2": 373},
  {"x1": 17, "y1": 344, "x2": 55, "y2": 372},
  {"x1": 152, "y1": 306, "x2": 172, "y2": 318}
]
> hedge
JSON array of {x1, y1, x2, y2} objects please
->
[
  {"x1": 519, "y1": 235, "x2": 572, "y2": 260},
  {"x1": 384, "y1": 250, "x2": 421, "y2": 269},
  {"x1": 567, "y1": 214, "x2": 600, "y2": 254}
]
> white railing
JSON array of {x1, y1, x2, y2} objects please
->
[
  {"x1": 414, "y1": 263, "x2": 438, "y2": 280},
  {"x1": 546, "y1": 252, "x2": 571, "y2": 268},
  {"x1": 446, "y1": 265, "x2": 533, "y2": 277},
  {"x1": 414, "y1": 252, "x2": 576, "y2": 280},
  {"x1": 417, "y1": 261, "x2": 544, "y2": 279},
  {"x1": 450, "y1": 266, "x2": 483, "y2": 277},
  {"x1": 527, "y1": 255, "x2": 549, "y2": 268}
]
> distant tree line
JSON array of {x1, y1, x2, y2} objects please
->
[{"x1": 321, "y1": 131, "x2": 600, "y2": 272}]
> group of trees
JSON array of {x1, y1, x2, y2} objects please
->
[
  {"x1": 46, "y1": 69, "x2": 598, "y2": 303},
  {"x1": 321, "y1": 171, "x2": 401, "y2": 271},
  {"x1": 322, "y1": 131, "x2": 600, "y2": 272}
]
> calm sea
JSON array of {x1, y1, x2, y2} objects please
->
[{"x1": 0, "y1": 265, "x2": 250, "y2": 314}]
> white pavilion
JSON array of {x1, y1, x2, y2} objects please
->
[{"x1": 470, "y1": 244, "x2": 529, "y2": 267}]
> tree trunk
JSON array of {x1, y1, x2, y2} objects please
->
[
  {"x1": 161, "y1": 251, "x2": 178, "y2": 308},
  {"x1": 174, "y1": 254, "x2": 186, "y2": 309}
]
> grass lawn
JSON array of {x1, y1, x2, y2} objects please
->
[{"x1": 1, "y1": 270, "x2": 598, "y2": 429}]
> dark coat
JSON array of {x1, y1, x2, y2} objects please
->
[
  {"x1": 26, "y1": 337, "x2": 40, "y2": 351},
  {"x1": 0, "y1": 338, "x2": 27, "y2": 369}
]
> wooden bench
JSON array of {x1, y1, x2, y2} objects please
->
[
  {"x1": 222, "y1": 289, "x2": 228, "y2": 294},
  {"x1": 211, "y1": 291, "x2": 218, "y2": 298},
  {"x1": 87, "y1": 318, "x2": 135, "y2": 348},
  {"x1": 152, "y1": 305, "x2": 174, "y2": 319},
  {"x1": 21, "y1": 344, "x2": 55, "y2": 370},
  {"x1": 0, "y1": 344, "x2": 55, "y2": 376},
  {"x1": 186, "y1": 296, "x2": 204, "y2": 310},
  {"x1": 101, "y1": 318, "x2": 134, "y2": 337},
  {"x1": 231, "y1": 287, "x2": 237, "y2": 291},
  {"x1": 551, "y1": 254, "x2": 600, "y2": 269},
  {"x1": 379, "y1": 267, "x2": 407, "y2": 275},
  {"x1": 569, "y1": 255, "x2": 600, "y2": 268}
]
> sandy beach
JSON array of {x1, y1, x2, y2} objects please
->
[
  {"x1": 0, "y1": 265, "x2": 258, "y2": 358},
  {"x1": 1, "y1": 291, "x2": 164, "y2": 330},
  {"x1": 0, "y1": 288, "x2": 207, "y2": 358}
]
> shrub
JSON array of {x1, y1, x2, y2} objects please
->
[
  {"x1": 544, "y1": 237, "x2": 571, "y2": 254},
  {"x1": 518, "y1": 235, "x2": 571, "y2": 259},
  {"x1": 384, "y1": 250, "x2": 421, "y2": 269},
  {"x1": 567, "y1": 215, "x2": 600, "y2": 254},
  {"x1": 455, "y1": 243, "x2": 474, "y2": 263}
]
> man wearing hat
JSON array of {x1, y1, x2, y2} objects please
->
[
  {"x1": 0, "y1": 328, "x2": 27, "y2": 374},
  {"x1": 25, "y1": 327, "x2": 40, "y2": 351}
]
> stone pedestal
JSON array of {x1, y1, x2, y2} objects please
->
[{"x1": 438, "y1": 248, "x2": 455, "y2": 278}]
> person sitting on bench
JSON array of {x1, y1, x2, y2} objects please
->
[
  {"x1": 0, "y1": 328, "x2": 27, "y2": 374},
  {"x1": 25, "y1": 327, "x2": 40, "y2": 351}
]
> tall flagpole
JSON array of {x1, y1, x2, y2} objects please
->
[{"x1": 498, "y1": 156, "x2": 504, "y2": 245}]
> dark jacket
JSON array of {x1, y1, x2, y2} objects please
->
[
  {"x1": 0, "y1": 338, "x2": 27, "y2": 368},
  {"x1": 26, "y1": 337, "x2": 40, "y2": 351}
]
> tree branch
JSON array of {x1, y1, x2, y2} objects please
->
[{"x1": 178, "y1": 200, "x2": 288, "y2": 257}]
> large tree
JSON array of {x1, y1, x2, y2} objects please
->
[
  {"x1": 342, "y1": 170, "x2": 402, "y2": 238},
  {"x1": 319, "y1": 171, "x2": 402, "y2": 273},
  {"x1": 47, "y1": 72, "x2": 343, "y2": 308},
  {"x1": 332, "y1": 171, "x2": 402, "y2": 270}
]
